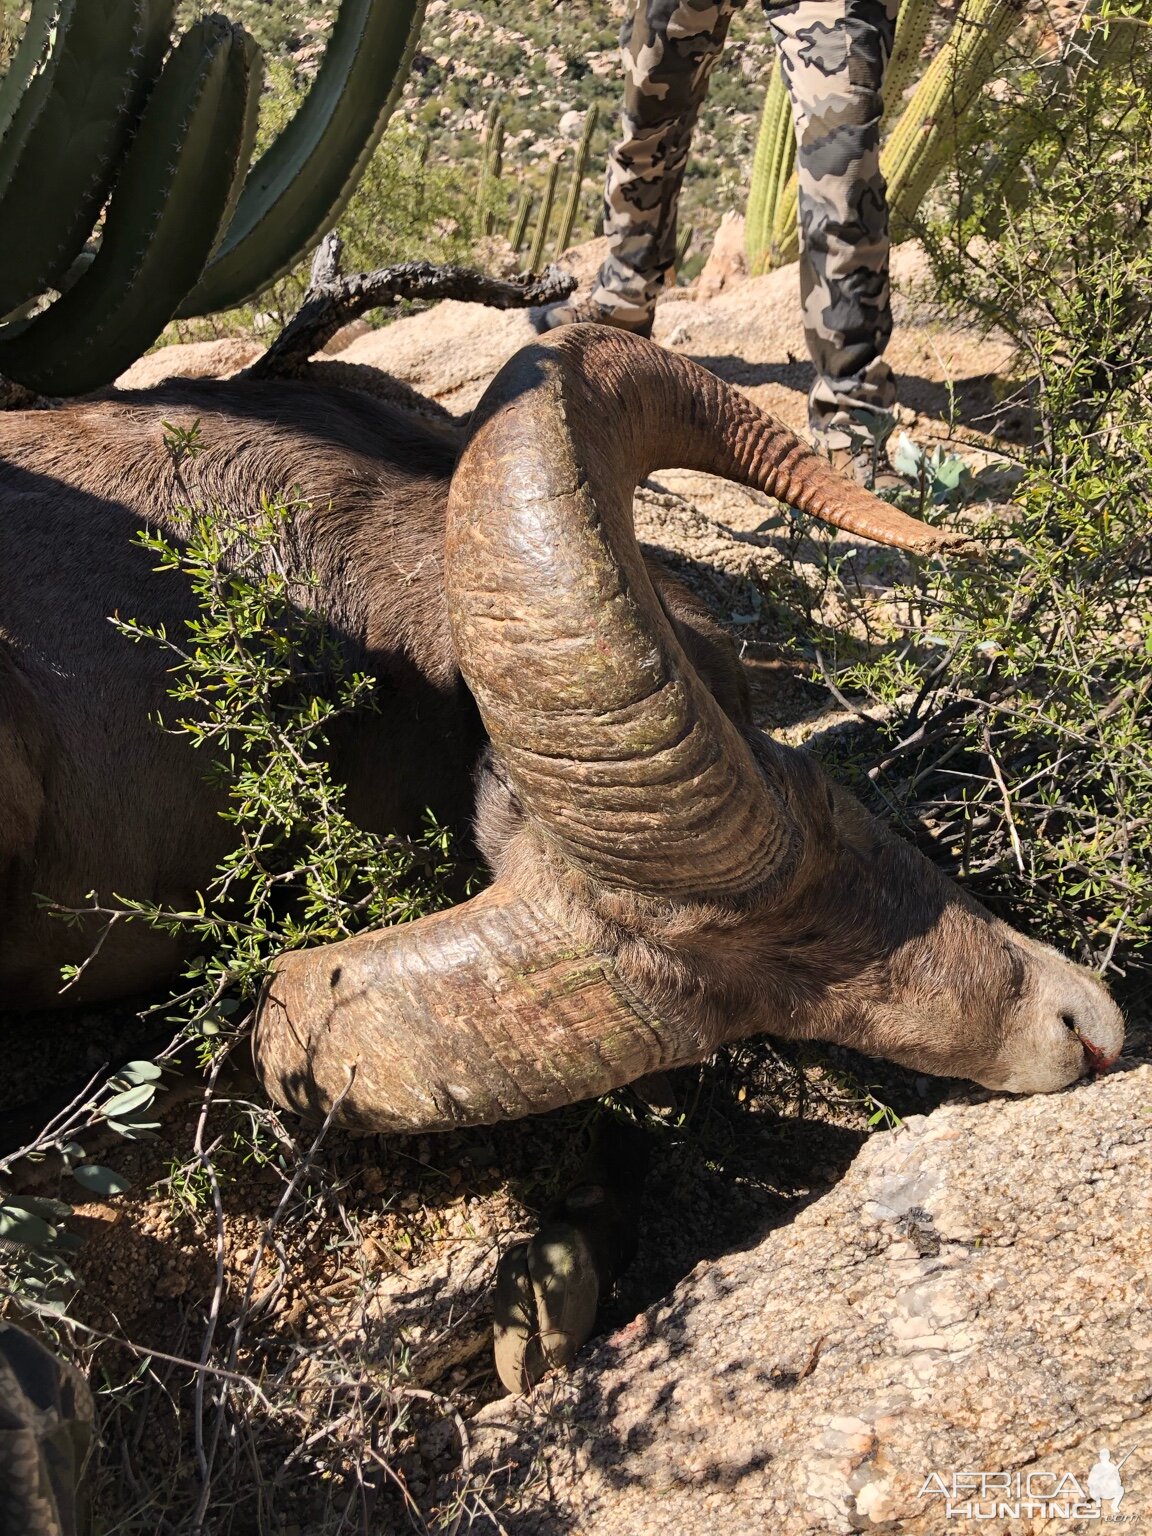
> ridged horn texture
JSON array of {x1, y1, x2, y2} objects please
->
[
  {"x1": 254, "y1": 886, "x2": 709, "y2": 1132},
  {"x1": 253, "y1": 327, "x2": 980, "y2": 1132},
  {"x1": 446, "y1": 325, "x2": 975, "y2": 898}
]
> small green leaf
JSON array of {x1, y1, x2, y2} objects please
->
[
  {"x1": 105, "y1": 1120, "x2": 161, "y2": 1140},
  {"x1": 0, "y1": 1204, "x2": 53, "y2": 1245},
  {"x1": 121, "y1": 1059, "x2": 164, "y2": 1084},
  {"x1": 9, "y1": 1195, "x2": 73, "y2": 1222},
  {"x1": 101, "y1": 1082, "x2": 156, "y2": 1118},
  {"x1": 71, "y1": 1164, "x2": 133, "y2": 1196}
]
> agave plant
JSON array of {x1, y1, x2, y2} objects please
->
[{"x1": 0, "y1": 0, "x2": 425, "y2": 396}]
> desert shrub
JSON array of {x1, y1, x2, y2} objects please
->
[{"x1": 824, "y1": 17, "x2": 1152, "y2": 1019}]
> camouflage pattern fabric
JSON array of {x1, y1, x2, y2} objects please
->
[
  {"x1": 544, "y1": 0, "x2": 898, "y2": 445},
  {"x1": 0, "y1": 1323, "x2": 93, "y2": 1536}
]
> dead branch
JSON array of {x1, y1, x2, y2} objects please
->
[{"x1": 249, "y1": 256, "x2": 576, "y2": 380}]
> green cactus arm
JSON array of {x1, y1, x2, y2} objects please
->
[
  {"x1": 0, "y1": 0, "x2": 59, "y2": 143},
  {"x1": 880, "y1": 0, "x2": 935, "y2": 134},
  {"x1": 0, "y1": 16, "x2": 255, "y2": 395},
  {"x1": 509, "y1": 188, "x2": 532, "y2": 253},
  {"x1": 207, "y1": 26, "x2": 264, "y2": 261},
  {"x1": 745, "y1": 59, "x2": 796, "y2": 274},
  {"x1": 0, "y1": 0, "x2": 74, "y2": 198},
  {"x1": 138, "y1": 0, "x2": 178, "y2": 83},
  {"x1": 527, "y1": 157, "x2": 559, "y2": 272},
  {"x1": 0, "y1": 0, "x2": 180, "y2": 319},
  {"x1": 553, "y1": 102, "x2": 598, "y2": 259},
  {"x1": 479, "y1": 107, "x2": 504, "y2": 237},
  {"x1": 883, "y1": 0, "x2": 1025, "y2": 241},
  {"x1": 767, "y1": 175, "x2": 799, "y2": 266},
  {"x1": 178, "y1": 0, "x2": 427, "y2": 318}
]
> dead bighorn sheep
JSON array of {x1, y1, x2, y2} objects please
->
[{"x1": 0, "y1": 327, "x2": 1123, "y2": 1389}]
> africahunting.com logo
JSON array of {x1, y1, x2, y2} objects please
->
[{"x1": 920, "y1": 1448, "x2": 1138, "y2": 1521}]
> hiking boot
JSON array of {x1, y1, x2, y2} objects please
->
[
  {"x1": 823, "y1": 441, "x2": 909, "y2": 496},
  {"x1": 536, "y1": 289, "x2": 654, "y2": 340}
]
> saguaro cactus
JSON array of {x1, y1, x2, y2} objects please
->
[{"x1": 552, "y1": 103, "x2": 599, "y2": 259}]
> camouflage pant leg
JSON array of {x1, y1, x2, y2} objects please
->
[
  {"x1": 766, "y1": 0, "x2": 899, "y2": 442},
  {"x1": 589, "y1": 0, "x2": 748, "y2": 328}
]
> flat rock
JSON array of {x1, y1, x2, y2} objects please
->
[
  {"x1": 115, "y1": 337, "x2": 263, "y2": 389},
  {"x1": 471, "y1": 1064, "x2": 1152, "y2": 1534}
]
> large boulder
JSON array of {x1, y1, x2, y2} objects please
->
[{"x1": 473, "y1": 1064, "x2": 1152, "y2": 1534}]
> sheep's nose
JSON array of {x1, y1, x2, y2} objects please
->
[{"x1": 1060, "y1": 1005, "x2": 1123, "y2": 1076}]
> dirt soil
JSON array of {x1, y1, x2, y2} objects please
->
[{"x1": 0, "y1": 242, "x2": 1068, "y2": 1535}]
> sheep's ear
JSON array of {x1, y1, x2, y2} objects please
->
[{"x1": 252, "y1": 879, "x2": 706, "y2": 1132}]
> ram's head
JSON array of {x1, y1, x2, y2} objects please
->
[{"x1": 254, "y1": 329, "x2": 1123, "y2": 1131}]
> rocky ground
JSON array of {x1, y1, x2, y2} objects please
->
[
  {"x1": 2, "y1": 234, "x2": 1145, "y2": 1533},
  {"x1": 470, "y1": 1063, "x2": 1152, "y2": 1536}
]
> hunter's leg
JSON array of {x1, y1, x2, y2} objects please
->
[
  {"x1": 540, "y1": 0, "x2": 746, "y2": 335},
  {"x1": 765, "y1": 0, "x2": 899, "y2": 449}
]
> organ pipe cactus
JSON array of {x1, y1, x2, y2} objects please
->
[
  {"x1": 527, "y1": 157, "x2": 560, "y2": 272},
  {"x1": 879, "y1": 0, "x2": 935, "y2": 135},
  {"x1": 882, "y1": 0, "x2": 1025, "y2": 242},
  {"x1": 479, "y1": 105, "x2": 504, "y2": 237},
  {"x1": 0, "y1": 16, "x2": 256, "y2": 394},
  {"x1": 744, "y1": 0, "x2": 1025, "y2": 271},
  {"x1": 0, "y1": 0, "x2": 176, "y2": 319},
  {"x1": 0, "y1": 0, "x2": 425, "y2": 396},
  {"x1": 509, "y1": 188, "x2": 532, "y2": 253},
  {"x1": 178, "y1": 0, "x2": 427, "y2": 315}
]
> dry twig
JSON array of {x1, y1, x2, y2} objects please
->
[{"x1": 250, "y1": 248, "x2": 576, "y2": 379}]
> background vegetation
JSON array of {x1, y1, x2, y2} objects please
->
[{"x1": 2, "y1": 0, "x2": 1150, "y2": 1530}]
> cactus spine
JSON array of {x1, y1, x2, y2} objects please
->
[
  {"x1": 744, "y1": 59, "x2": 796, "y2": 275},
  {"x1": 527, "y1": 157, "x2": 559, "y2": 272},
  {"x1": 179, "y1": 0, "x2": 427, "y2": 316},
  {"x1": 0, "y1": 16, "x2": 257, "y2": 394},
  {"x1": 552, "y1": 102, "x2": 598, "y2": 259}
]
